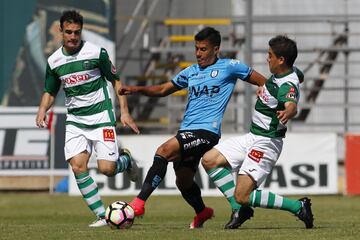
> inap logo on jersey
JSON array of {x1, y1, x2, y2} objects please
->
[
  {"x1": 248, "y1": 149, "x2": 264, "y2": 163},
  {"x1": 190, "y1": 85, "x2": 220, "y2": 97},
  {"x1": 103, "y1": 129, "x2": 115, "y2": 142},
  {"x1": 210, "y1": 70, "x2": 219, "y2": 78}
]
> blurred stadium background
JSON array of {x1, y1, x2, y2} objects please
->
[{"x1": 0, "y1": 0, "x2": 360, "y2": 198}]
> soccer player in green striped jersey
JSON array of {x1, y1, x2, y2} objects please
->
[
  {"x1": 35, "y1": 10, "x2": 140, "y2": 227},
  {"x1": 202, "y1": 35, "x2": 314, "y2": 229}
]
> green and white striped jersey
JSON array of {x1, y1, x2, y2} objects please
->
[
  {"x1": 250, "y1": 69, "x2": 301, "y2": 138},
  {"x1": 44, "y1": 41, "x2": 119, "y2": 129}
]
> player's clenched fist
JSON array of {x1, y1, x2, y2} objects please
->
[{"x1": 119, "y1": 86, "x2": 139, "y2": 95}]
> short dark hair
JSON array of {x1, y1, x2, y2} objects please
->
[
  {"x1": 60, "y1": 10, "x2": 83, "y2": 29},
  {"x1": 194, "y1": 27, "x2": 221, "y2": 46},
  {"x1": 269, "y1": 35, "x2": 297, "y2": 67}
]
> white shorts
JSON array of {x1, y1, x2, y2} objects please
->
[
  {"x1": 64, "y1": 125, "x2": 119, "y2": 161},
  {"x1": 214, "y1": 132, "x2": 283, "y2": 186}
]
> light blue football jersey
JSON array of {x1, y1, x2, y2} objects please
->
[{"x1": 171, "y1": 58, "x2": 252, "y2": 136}]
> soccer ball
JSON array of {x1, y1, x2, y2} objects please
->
[{"x1": 105, "y1": 201, "x2": 135, "y2": 229}]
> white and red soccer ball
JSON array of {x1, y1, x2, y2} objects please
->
[{"x1": 105, "y1": 201, "x2": 135, "y2": 229}]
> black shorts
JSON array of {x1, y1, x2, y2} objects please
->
[{"x1": 173, "y1": 129, "x2": 220, "y2": 172}]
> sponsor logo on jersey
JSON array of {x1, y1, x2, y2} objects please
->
[
  {"x1": 285, "y1": 86, "x2": 297, "y2": 100},
  {"x1": 63, "y1": 74, "x2": 90, "y2": 85},
  {"x1": 286, "y1": 87, "x2": 296, "y2": 100},
  {"x1": 210, "y1": 70, "x2": 219, "y2": 78},
  {"x1": 189, "y1": 85, "x2": 220, "y2": 97},
  {"x1": 66, "y1": 57, "x2": 77, "y2": 62},
  {"x1": 260, "y1": 89, "x2": 270, "y2": 102},
  {"x1": 175, "y1": 75, "x2": 187, "y2": 85},
  {"x1": 103, "y1": 128, "x2": 115, "y2": 142},
  {"x1": 286, "y1": 92, "x2": 297, "y2": 100},
  {"x1": 229, "y1": 59, "x2": 241, "y2": 65},
  {"x1": 248, "y1": 149, "x2": 264, "y2": 163}
]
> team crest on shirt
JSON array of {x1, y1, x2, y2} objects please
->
[
  {"x1": 83, "y1": 60, "x2": 92, "y2": 70},
  {"x1": 103, "y1": 129, "x2": 115, "y2": 142},
  {"x1": 210, "y1": 70, "x2": 219, "y2": 78}
]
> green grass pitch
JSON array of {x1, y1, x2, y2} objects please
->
[{"x1": 0, "y1": 194, "x2": 359, "y2": 239}]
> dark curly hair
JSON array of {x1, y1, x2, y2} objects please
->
[{"x1": 60, "y1": 10, "x2": 83, "y2": 29}]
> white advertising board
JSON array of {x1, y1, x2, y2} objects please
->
[{"x1": 69, "y1": 133, "x2": 338, "y2": 196}]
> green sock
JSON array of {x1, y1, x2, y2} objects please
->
[
  {"x1": 249, "y1": 189, "x2": 301, "y2": 214},
  {"x1": 207, "y1": 167, "x2": 241, "y2": 210},
  {"x1": 75, "y1": 172, "x2": 105, "y2": 217}
]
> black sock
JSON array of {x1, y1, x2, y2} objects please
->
[
  {"x1": 138, "y1": 154, "x2": 168, "y2": 201},
  {"x1": 180, "y1": 182, "x2": 205, "y2": 214}
]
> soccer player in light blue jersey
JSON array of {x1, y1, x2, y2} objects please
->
[{"x1": 119, "y1": 27, "x2": 266, "y2": 228}]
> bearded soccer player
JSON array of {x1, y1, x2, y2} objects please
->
[
  {"x1": 202, "y1": 35, "x2": 314, "y2": 229},
  {"x1": 36, "y1": 10, "x2": 140, "y2": 227},
  {"x1": 119, "y1": 27, "x2": 266, "y2": 228}
]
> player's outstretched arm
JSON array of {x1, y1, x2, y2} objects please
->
[
  {"x1": 36, "y1": 92, "x2": 55, "y2": 128},
  {"x1": 248, "y1": 70, "x2": 267, "y2": 86},
  {"x1": 113, "y1": 79, "x2": 140, "y2": 134},
  {"x1": 119, "y1": 82, "x2": 178, "y2": 97}
]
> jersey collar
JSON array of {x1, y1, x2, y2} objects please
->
[
  {"x1": 199, "y1": 57, "x2": 219, "y2": 70},
  {"x1": 274, "y1": 68, "x2": 294, "y2": 79}
]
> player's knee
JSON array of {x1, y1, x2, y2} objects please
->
[
  {"x1": 70, "y1": 165, "x2": 87, "y2": 175},
  {"x1": 201, "y1": 153, "x2": 212, "y2": 169},
  {"x1": 201, "y1": 151, "x2": 217, "y2": 170},
  {"x1": 156, "y1": 145, "x2": 171, "y2": 159}
]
